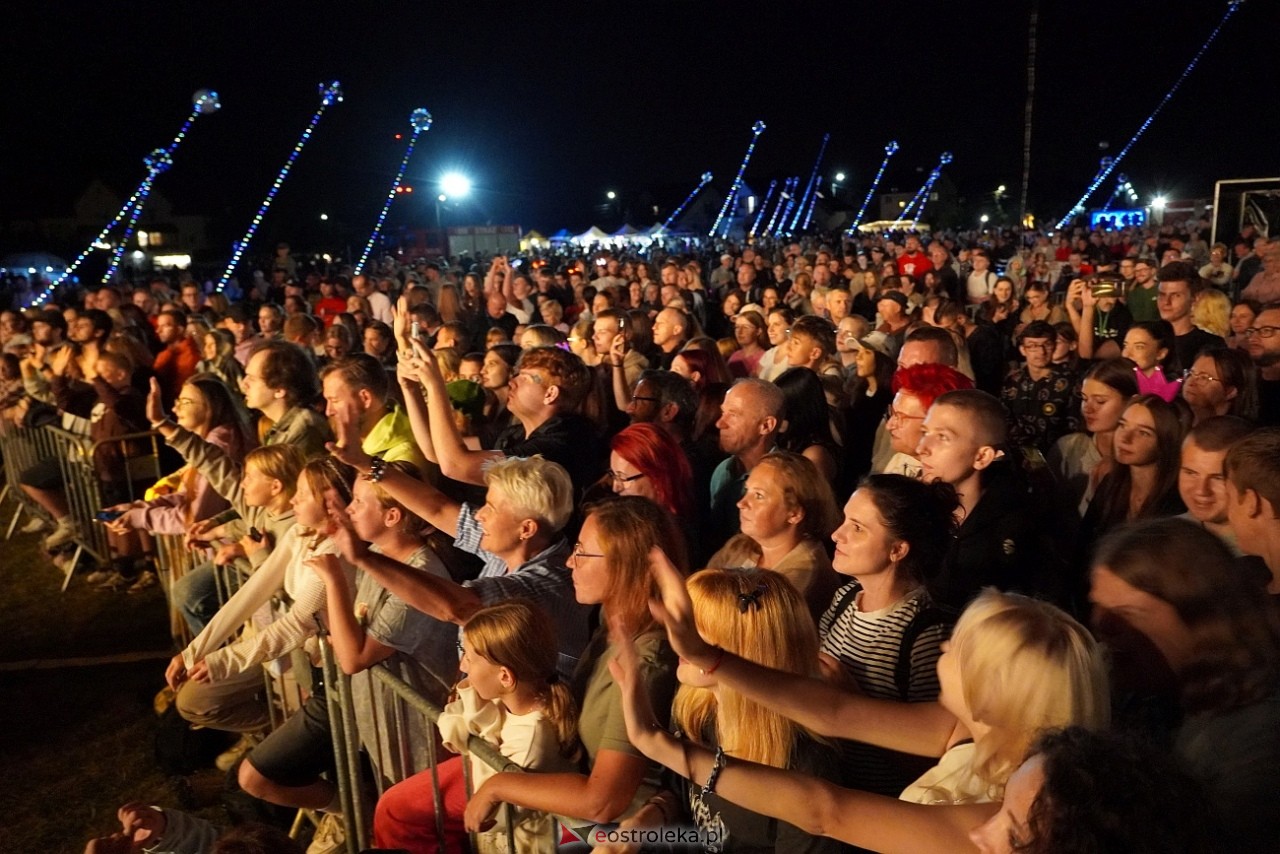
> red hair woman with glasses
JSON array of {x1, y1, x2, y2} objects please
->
[{"x1": 607, "y1": 423, "x2": 693, "y2": 520}]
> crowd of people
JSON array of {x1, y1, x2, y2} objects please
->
[{"x1": 5, "y1": 219, "x2": 1280, "y2": 853}]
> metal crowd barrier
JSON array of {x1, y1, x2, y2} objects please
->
[
  {"x1": 315, "y1": 630, "x2": 549, "y2": 854},
  {"x1": 153, "y1": 533, "x2": 224, "y2": 648},
  {"x1": 0, "y1": 421, "x2": 163, "y2": 590}
]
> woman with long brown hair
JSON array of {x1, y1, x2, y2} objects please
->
[{"x1": 461, "y1": 496, "x2": 689, "y2": 834}]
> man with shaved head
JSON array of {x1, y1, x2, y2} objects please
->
[{"x1": 707, "y1": 378, "x2": 785, "y2": 551}]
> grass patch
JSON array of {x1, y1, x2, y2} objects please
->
[
  {"x1": 0, "y1": 522, "x2": 228, "y2": 851},
  {"x1": 0, "y1": 662, "x2": 227, "y2": 853},
  {"x1": 0, "y1": 528, "x2": 172, "y2": 663}
]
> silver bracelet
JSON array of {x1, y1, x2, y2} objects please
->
[{"x1": 363, "y1": 454, "x2": 387, "y2": 483}]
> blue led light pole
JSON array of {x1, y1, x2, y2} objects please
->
[
  {"x1": 1055, "y1": 1, "x2": 1244, "y2": 228},
  {"x1": 355, "y1": 108, "x2": 432, "y2": 275},
  {"x1": 33, "y1": 90, "x2": 221, "y2": 305},
  {"x1": 217, "y1": 82, "x2": 343, "y2": 292},
  {"x1": 773, "y1": 182, "x2": 801, "y2": 238},
  {"x1": 663, "y1": 171, "x2": 712, "y2": 230},
  {"x1": 102, "y1": 147, "x2": 174, "y2": 283},
  {"x1": 748, "y1": 180, "x2": 778, "y2": 239},
  {"x1": 847, "y1": 140, "x2": 900, "y2": 235},
  {"x1": 893, "y1": 152, "x2": 953, "y2": 227},
  {"x1": 789, "y1": 133, "x2": 831, "y2": 234},
  {"x1": 1101, "y1": 174, "x2": 1138, "y2": 212},
  {"x1": 709, "y1": 120, "x2": 766, "y2": 239},
  {"x1": 765, "y1": 178, "x2": 797, "y2": 238}
]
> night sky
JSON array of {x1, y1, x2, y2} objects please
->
[{"x1": 3, "y1": 0, "x2": 1277, "y2": 252}]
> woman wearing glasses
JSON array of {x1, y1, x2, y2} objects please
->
[
  {"x1": 463, "y1": 496, "x2": 688, "y2": 835},
  {"x1": 883, "y1": 363, "x2": 974, "y2": 479},
  {"x1": 1180, "y1": 345, "x2": 1258, "y2": 425},
  {"x1": 606, "y1": 423, "x2": 693, "y2": 520}
]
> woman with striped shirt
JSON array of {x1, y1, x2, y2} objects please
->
[{"x1": 816, "y1": 474, "x2": 960, "y2": 795}]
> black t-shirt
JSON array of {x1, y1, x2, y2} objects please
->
[
  {"x1": 1257, "y1": 378, "x2": 1280, "y2": 427},
  {"x1": 494, "y1": 412, "x2": 605, "y2": 498},
  {"x1": 1173, "y1": 327, "x2": 1223, "y2": 372}
]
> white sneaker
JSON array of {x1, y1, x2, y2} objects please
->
[
  {"x1": 19, "y1": 515, "x2": 50, "y2": 534},
  {"x1": 306, "y1": 813, "x2": 346, "y2": 854},
  {"x1": 43, "y1": 518, "x2": 79, "y2": 549}
]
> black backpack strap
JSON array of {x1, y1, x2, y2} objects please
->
[
  {"x1": 895, "y1": 604, "x2": 958, "y2": 701},
  {"x1": 823, "y1": 582, "x2": 861, "y2": 637}
]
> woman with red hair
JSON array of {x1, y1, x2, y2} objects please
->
[
  {"x1": 607, "y1": 423, "x2": 693, "y2": 520},
  {"x1": 671, "y1": 343, "x2": 733, "y2": 393},
  {"x1": 883, "y1": 363, "x2": 974, "y2": 478}
]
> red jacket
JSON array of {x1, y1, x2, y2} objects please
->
[{"x1": 153, "y1": 337, "x2": 201, "y2": 407}]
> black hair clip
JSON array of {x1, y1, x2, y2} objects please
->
[{"x1": 737, "y1": 584, "x2": 767, "y2": 614}]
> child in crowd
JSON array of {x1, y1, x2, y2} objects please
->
[
  {"x1": 164, "y1": 455, "x2": 345, "y2": 745},
  {"x1": 375, "y1": 600, "x2": 579, "y2": 853}
]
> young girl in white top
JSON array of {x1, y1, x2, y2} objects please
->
[
  {"x1": 373, "y1": 600, "x2": 579, "y2": 853},
  {"x1": 168, "y1": 457, "x2": 357, "y2": 709}
]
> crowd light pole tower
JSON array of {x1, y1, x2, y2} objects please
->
[
  {"x1": 894, "y1": 152, "x2": 953, "y2": 227},
  {"x1": 790, "y1": 132, "x2": 830, "y2": 234},
  {"x1": 847, "y1": 140, "x2": 899, "y2": 235},
  {"x1": 355, "y1": 108, "x2": 432, "y2": 275},
  {"x1": 663, "y1": 171, "x2": 712, "y2": 230},
  {"x1": 709, "y1": 120, "x2": 766, "y2": 240},
  {"x1": 34, "y1": 89, "x2": 221, "y2": 304},
  {"x1": 217, "y1": 81, "x2": 343, "y2": 293}
]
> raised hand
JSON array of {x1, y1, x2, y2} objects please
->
[
  {"x1": 610, "y1": 331, "x2": 629, "y2": 366},
  {"x1": 396, "y1": 354, "x2": 421, "y2": 387},
  {"x1": 647, "y1": 547, "x2": 717, "y2": 670},
  {"x1": 392, "y1": 295, "x2": 411, "y2": 350},
  {"x1": 145, "y1": 377, "x2": 166, "y2": 425},
  {"x1": 1080, "y1": 280, "x2": 1098, "y2": 308}
]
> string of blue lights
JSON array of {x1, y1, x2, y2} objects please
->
[
  {"x1": 789, "y1": 133, "x2": 830, "y2": 234},
  {"x1": 847, "y1": 141, "x2": 899, "y2": 234},
  {"x1": 764, "y1": 178, "x2": 797, "y2": 238},
  {"x1": 800, "y1": 172, "x2": 825, "y2": 232},
  {"x1": 709, "y1": 120, "x2": 766, "y2": 239},
  {"x1": 355, "y1": 108, "x2": 432, "y2": 275},
  {"x1": 33, "y1": 91, "x2": 221, "y2": 305},
  {"x1": 1101, "y1": 174, "x2": 1138, "y2": 212},
  {"x1": 893, "y1": 152, "x2": 952, "y2": 227},
  {"x1": 217, "y1": 82, "x2": 343, "y2": 293},
  {"x1": 663, "y1": 171, "x2": 713, "y2": 230},
  {"x1": 757, "y1": 179, "x2": 787, "y2": 238},
  {"x1": 771, "y1": 177, "x2": 802, "y2": 238},
  {"x1": 1054, "y1": 0, "x2": 1244, "y2": 228},
  {"x1": 749, "y1": 180, "x2": 778, "y2": 238}
]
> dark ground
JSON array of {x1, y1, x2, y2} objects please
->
[{"x1": 0, "y1": 524, "x2": 231, "y2": 853}]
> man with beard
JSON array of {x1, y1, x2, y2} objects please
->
[
  {"x1": 1245, "y1": 303, "x2": 1280, "y2": 426},
  {"x1": 321, "y1": 353, "x2": 423, "y2": 470}
]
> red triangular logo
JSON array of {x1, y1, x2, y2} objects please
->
[{"x1": 559, "y1": 821, "x2": 589, "y2": 844}]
